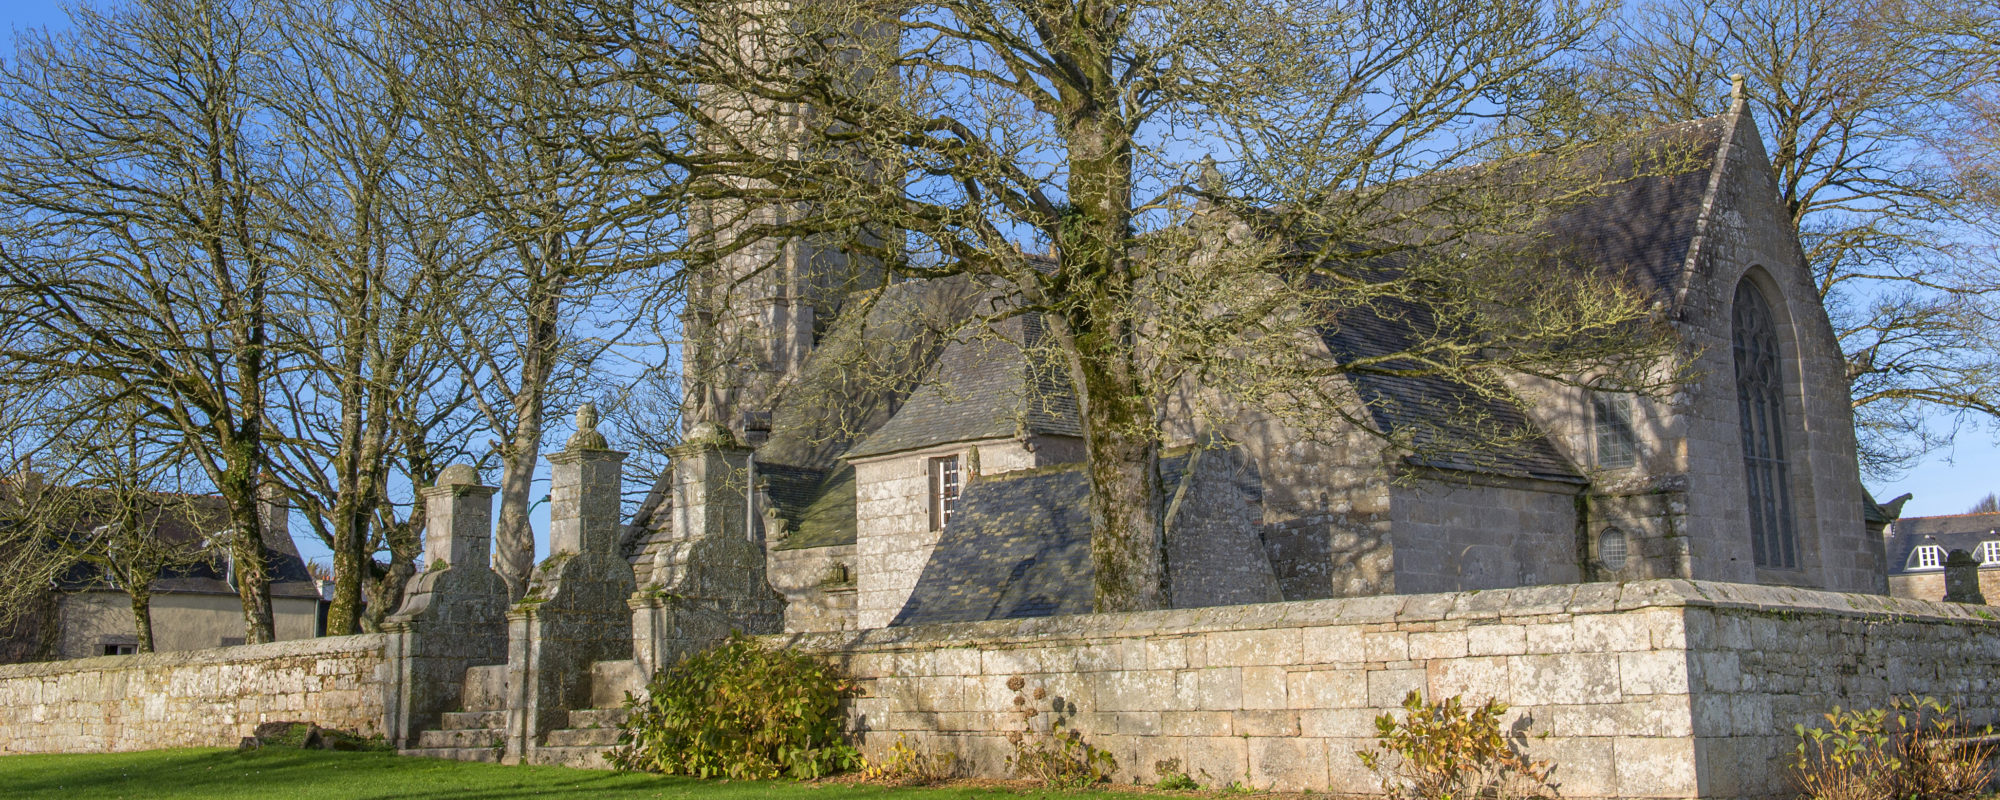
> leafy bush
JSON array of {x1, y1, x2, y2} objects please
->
[
  {"x1": 1356, "y1": 690, "x2": 1556, "y2": 800},
  {"x1": 861, "y1": 733, "x2": 957, "y2": 786},
  {"x1": 1007, "y1": 728, "x2": 1117, "y2": 789},
  {"x1": 1792, "y1": 696, "x2": 1994, "y2": 800},
  {"x1": 1001, "y1": 675, "x2": 1116, "y2": 789},
  {"x1": 610, "y1": 634, "x2": 861, "y2": 780}
]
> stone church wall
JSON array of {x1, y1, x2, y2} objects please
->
[
  {"x1": 789, "y1": 579, "x2": 2000, "y2": 799},
  {"x1": 0, "y1": 634, "x2": 390, "y2": 754},
  {"x1": 1388, "y1": 476, "x2": 1582, "y2": 593},
  {"x1": 1670, "y1": 109, "x2": 1876, "y2": 594}
]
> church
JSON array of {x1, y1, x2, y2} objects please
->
[{"x1": 618, "y1": 93, "x2": 1882, "y2": 643}]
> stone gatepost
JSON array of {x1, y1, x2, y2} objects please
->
[
  {"x1": 629, "y1": 422, "x2": 784, "y2": 678},
  {"x1": 1945, "y1": 549, "x2": 1987, "y2": 604},
  {"x1": 381, "y1": 465, "x2": 507, "y2": 749},
  {"x1": 501, "y1": 405, "x2": 637, "y2": 764}
]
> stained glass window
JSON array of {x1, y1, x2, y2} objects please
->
[{"x1": 1733, "y1": 280, "x2": 1797, "y2": 570}]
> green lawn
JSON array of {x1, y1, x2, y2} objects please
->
[{"x1": 0, "y1": 748, "x2": 1150, "y2": 800}]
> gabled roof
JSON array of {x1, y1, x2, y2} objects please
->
[
  {"x1": 1884, "y1": 512, "x2": 2000, "y2": 575},
  {"x1": 845, "y1": 313, "x2": 1081, "y2": 460},
  {"x1": 27, "y1": 488, "x2": 317, "y2": 599}
]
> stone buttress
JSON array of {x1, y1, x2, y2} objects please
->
[{"x1": 629, "y1": 421, "x2": 785, "y2": 677}]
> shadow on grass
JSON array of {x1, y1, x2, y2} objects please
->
[{"x1": 0, "y1": 749, "x2": 1074, "y2": 800}]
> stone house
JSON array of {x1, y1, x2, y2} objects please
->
[
  {"x1": 1884, "y1": 509, "x2": 2000, "y2": 602},
  {"x1": 0, "y1": 486, "x2": 318, "y2": 663},
  {"x1": 623, "y1": 93, "x2": 1881, "y2": 641}
]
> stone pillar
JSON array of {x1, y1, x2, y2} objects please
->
[
  {"x1": 630, "y1": 422, "x2": 785, "y2": 678},
  {"x1": 1945, "y1": 549, "x2": 1986, "y2": 604},
  {"x1": 502, "y1": 405, "x2": 636, "y2": 764},
  {"x1": 381, "y1": 465, "x2": 506, "y2": 749}
]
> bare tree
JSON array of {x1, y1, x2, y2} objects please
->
[
  {"x1": 553, "y1": 0, "x2": 1683, "y2": 610},
  {"x1": 0, "y1": 0, "x2": 288, "y2": 642},
  {"x1": 401, "y1": 2, "x2": 687, "y2": 599},
  {"x1": 256, "y1": 0, "x2": 487, "y2": 634},
  {"x1": 1578, "y1": 0, "x2": 2000, "y2": 474}
]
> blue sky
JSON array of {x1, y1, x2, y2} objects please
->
[{"x1": 1, "y1": 0, "x2": 1994, "y2": 552}]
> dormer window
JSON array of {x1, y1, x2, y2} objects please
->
[
  {"x1": 1907, "y1": 544, "x2": 1946, "y2": 571},
  {"x1": 929, "y1": 454, "x2": 961, "y2": 531},
  {"x1": 1979, "y1": 541, "x2": 2000, "y2": 566}
]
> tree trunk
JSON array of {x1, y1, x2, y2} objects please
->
[
  {"x1": 130, "y1": 589, "x2": 155, "y2": 653},
  {"x1": 494, "y1": 283, "x2": 560, "y2": 601},
  {"x1": 1062, "y1": 76, "x2": 1166, "y2": 612},
  {"x1": 326, "y1": 505, "x2": 365, "y2": 635},
  {"x1": 220, "y1": 467, "x2": 276, "y2": 643},
  {"x1": 495, "y1": 416, "x2": 542, "y2": 601}
]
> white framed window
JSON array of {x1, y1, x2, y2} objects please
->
[
  {"x1": 1978, "y1": 541, "x2": 2000, "y2": 566},
  {"x1": 1907, "y1": 544, "x2": 1947, "y2": 571},
  {"x1": 929, "y1": 454, "x2": 961, "y2": 531}
]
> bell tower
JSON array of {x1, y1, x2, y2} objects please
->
[{"x1": 678, "y1": 3, "x2": 891, "y2": 445}]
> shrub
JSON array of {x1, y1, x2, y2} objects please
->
[
  {"x1": 1007, "y1": 728, "x2": 1118, "y2": 789},
  {"x1": 1356, "y1": 690, "x2": 1556, "y2": 800},
  {"x1": 1792, "y1": 695, "x2": 1995, "y2": 800},
  {"x1": 861, "y1": 733, "x2": 958, "y2": 786},
  {"x1": 610, "y1": 634, "x2": 861, "y2": 780},
  {"x1": 1001, "y1": 675, "x2": 1116, "y2": 789}
]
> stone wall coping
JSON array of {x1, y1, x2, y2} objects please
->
[
  {"x1": 0, "y1": 632, "x2": 390, "y2": 680},
  {"x1": 777, "y1": 579, "x2": 2000, "y2": 653}
]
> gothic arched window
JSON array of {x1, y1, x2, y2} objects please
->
[{"x1": 1733, "y1": 279, "x2": 1797, "y2": 569}]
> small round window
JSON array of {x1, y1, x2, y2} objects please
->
[{"x1": 1598, "y1": 527, "x2": 1628, "y2": 571}]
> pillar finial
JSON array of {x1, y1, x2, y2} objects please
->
[
  {"x1": 1729, "y1": 73, "x2": 1747, "y2": 106},
  {"x1": 564, "y1": 403, "x2": 610, "y2": 452}
]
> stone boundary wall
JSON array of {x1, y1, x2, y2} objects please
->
[
  {"x1": 1680, "y1": 582, "x2": 2000, "y2": 798},
  {"x1": 784, "y1": 580, "x2": 2000, "y2": 800},
  {"x1": 0, "y1": 633, "x2": 391, "y2": 754}
]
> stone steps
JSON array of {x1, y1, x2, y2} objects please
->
[
  {"x1": 416, "y1": 727, "x2": 503, "y2": 750},
  {"x1": 401, "y1": 746, "x2": 501, "y2": 763},
  {"x1": 440, "y1": 710, "x2": 504, "y2": 730},
  {"x1": 543, "y1": 726, "x2": 620, "y2": 748},
  {"x1": 528, "y1": 744, "x2": 614, "y2": 769},
  {"x1": 564, "y1": 707, "x2": 629, "y2": 729}
]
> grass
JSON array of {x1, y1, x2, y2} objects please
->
[{"x1": 0, "y1": 748, "x2": 1153, "y2": 800}]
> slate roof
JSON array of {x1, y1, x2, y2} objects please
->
[
  {"x1": 892, "y1": 452, "x2": 1224, "y2": 626},
  {"x1": 1318, "y1": 291, "x2": 1584, "y2": 483},
  {"x1": 1884, "y1": 512, "x2": 2000, "y2": 575},
  {"x1": 1534, "y1": 116, "x2": 1728, "y2": 306},
  {"x1": 37, "y1": 490, "x2": 317, "y2": 599},
  {"x1": 767, "y1": 462, "x2": 858, "y2": 550},
  {"x1": 845, "y1": 313, "x2": 1081, "y2": 460},
  {"x1": 891, "y1": 463, "x2": 1095, "y2": 625}
]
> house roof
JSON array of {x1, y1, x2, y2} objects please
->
[
  {"x1": 24, "y1": 487, "x2": 317, "y2": 599},
  {"x1": 1884, "y1": 512, "x2": 2000, "y2": 575},
  {"x1": 892, "y1": 450, "x2": 1244, "y2": 626}
]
